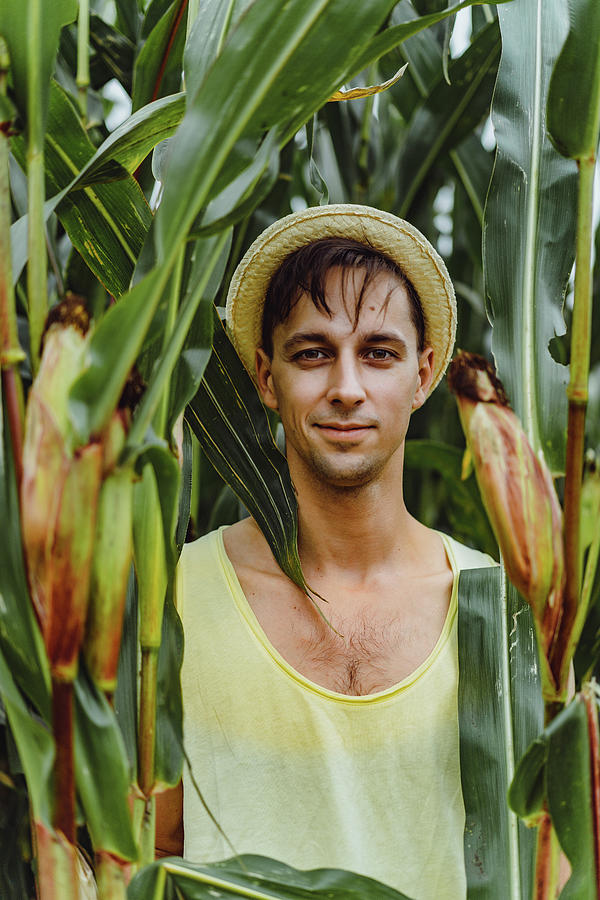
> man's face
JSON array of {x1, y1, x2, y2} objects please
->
[{"x1": 256, "y1": 266, "x2": 434, "y2": 489}]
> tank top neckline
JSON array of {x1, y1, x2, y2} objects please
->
[{"x1": 214, "y1": 526, "x2": 460, "y2": 706}]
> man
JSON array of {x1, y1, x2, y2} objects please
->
[{"x1": 156, "y1": 205, "x2": 494, "y2": 898}]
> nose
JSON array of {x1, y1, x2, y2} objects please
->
[{"x1": 325, "y1": 354, "x2": 366, "y2": 407}]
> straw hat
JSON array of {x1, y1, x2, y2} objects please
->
[{"x1": 226, "y1": 204, "x2": 456, "y2": 394}]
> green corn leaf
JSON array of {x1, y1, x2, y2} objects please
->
[
  {"x1": 154, "y1": 0, "x2": 401, "y2": 262},
  {"x1": 547, "y1": 0, "x2": 600, "y2": 160},
  {"x1": 183, "y1": 0, "x2": 255, "y2": 101},
  {"x1": 79, "y1": 92, "x2": 185, "y2": 186},
  {"x1": 69, "y1": 265, "x2": 171, "y2": 442},
  {"x1": 74, "y1": 670, "x2": 138, "y2": 860},
  {"x1": 0, "y1": 0, "x2": 77, "y2": 139},
  {"x1": 509, "y1": 693, "x2": 598, "y2": 899},
  {"x1": 484, "y1": 0, "x2": 578, "y2": 473},
  {"x1": 113, "y1": 572, "x2": 139, "y2": 780},
  {"x1": 0, "y1": 645, "x2": 53, "y2": 829},
  {"x1": 132, "y1": 0, "x2": 187, "y2": 111},
  {"x1": 10, "y1": 80, "x2": 152, "y2": 298},
  {"x1": 165, "y1": 234, "x2": 231, "y2": 435},
  {"x1": 344, "y1": 0, "x2": 511, "y2": 80},
  {"x1": 458, "y1": 568, "x2": 543, "y2": 898},
  {"x1": 10, "y1": 91, "x2": 184, "y2": 285},
  {"x1": 88, "y1": 14, "x2": 135, "y2": 92},
  {"x1": 154, "y1": 587, "x2": 184, "y2": 789},
  {"x1": 127, "y1": 854, "x2": 413, "y2": 899},
  {"x1": 186, "y1": 311, "x2": 308, "y2": 596},
  {"x1": 191, "y1": 130, "x2": 280, "y2": 238},
  {"x1": 397, "y1": 20, "x2": 501, "y2": 217}
]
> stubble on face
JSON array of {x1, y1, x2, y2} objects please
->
[{"x1": 258, "y1": 267, "x2": 431, "y2": 496}]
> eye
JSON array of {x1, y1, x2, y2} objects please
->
[
  {"x1": 364, "y1": 348, "x2": 395, "y2": 361},
  {"x1": 295, "y1": 348, "x2": 328, "y2": 361}
]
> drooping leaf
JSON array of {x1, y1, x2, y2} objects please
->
[
  {"x1": 10, "y1": 80, "x2": 152, "y2": 298},
  {"x1": 546, "y1": 0, "x2": 600, "y2": 160},
  {"x1": 484, "y1": 0, "x2": 578, "y2": 472},
  {"x1": 186, "y1": 311, "x2": 308, "y2": 595},
  {"x1": 458, "y1": 568, "x2": 543, "y2": 898},
  {"x1": 127, "y1": 854, "x2": 413, "y2": 899},
  {"x1": 397, "y1": 20, "x2": 501, "y2": 216},
  {"x1": 80, "y1": 93, "x2": 185, "y2": 186}
]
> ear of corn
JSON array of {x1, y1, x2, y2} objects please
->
[
  {"x1": 133, "y1": 462, "x2": 168, "y2": 651},
  {"x1": 448, "y1": 351, "x2": 565, "y2": 660},
  {"x1": 20, "y1": 314, "x2": 103, "y2": 681}
]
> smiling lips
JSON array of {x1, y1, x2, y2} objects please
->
[{"x1": 314, "y1": 422, "x2": 375, "y2": 439}]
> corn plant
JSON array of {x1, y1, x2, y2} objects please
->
[{"x1": 0, "y1": 0, "x2": 599, "y2": 899}]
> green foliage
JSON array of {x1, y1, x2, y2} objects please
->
[
  {"x1": 127, "y1": 854, "x2": 414, "y2": 899},
  {"x1": 2, "y1": 0, "x2": 600, "y2": 896},
  {"x1": 509, "y1": 693, "x2": 599, "y2": 898},
  {"x1": 484, "y1": 0, "x2": 578, "y2": 473},
  {"x1": 458, "y1": 568, "x2": 543, "y2": 898},
  {"x1": 546, "y1": 0, "x2": 600, "y2": 160}
]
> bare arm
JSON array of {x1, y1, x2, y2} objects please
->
[{"x1": 155, "y1": 780, "x2": 184, "y2": 858}]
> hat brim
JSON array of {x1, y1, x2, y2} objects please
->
[{"x1": 225, "y1": 204, "x2": 456, "y2": 395}]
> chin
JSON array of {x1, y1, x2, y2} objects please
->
[{"x1": 308, "y1": 453, "x2": 387, "y2": 489}]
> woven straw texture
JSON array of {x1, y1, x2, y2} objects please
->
[{"x1": 226, "y1": 204, "x2": 456, "y2": 394}]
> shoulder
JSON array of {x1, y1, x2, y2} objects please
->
[
  {"x1": 441, "y1": 533, "x2": 498, "y2": 571},
  {"x1": 179, "y1": 527, "x2": 221, "y2": 571}
]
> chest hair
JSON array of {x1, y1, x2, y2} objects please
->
[{"x1": 295, "y1": 612, "x2": 416, "y2": 695}]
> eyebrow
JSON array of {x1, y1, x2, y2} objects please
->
[{"x1": 281, "y1": 330, "x2": 409, "y2": 354}]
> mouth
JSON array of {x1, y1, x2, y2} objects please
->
[{"x1": 314, "y1": 423, "x2": 375, "y2": 440}]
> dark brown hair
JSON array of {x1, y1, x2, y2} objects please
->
[{"x1": 261, "y1": 237, "x2": 426, "y2": 357}]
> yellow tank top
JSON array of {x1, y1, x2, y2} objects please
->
[{"x1": 176, "y1": 527, "x2": 495, "y2": 899}]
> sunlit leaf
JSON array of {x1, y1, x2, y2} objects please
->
[
  {"x1": 328, "y1": 65, "x2": 407, "y2": 101},
  {"x1": 484, "y1": 0, "x2": 578, "y2": 472},
  {"x1": 458, "y1": 568, "x2": 543, "y2": 898}
]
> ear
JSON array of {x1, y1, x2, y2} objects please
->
[
  {"x1": 255, "y1": 348, "x2": 279, "y2": 411},
  {"x1": 412, "y1": 346, "x2": 434, "y2": 411}
]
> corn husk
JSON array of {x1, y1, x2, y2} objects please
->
[
  {"x1": 448, "y1": 351, "x2": 565, "y2": 656},
  {"x1": 21, "y1": 317, "x2": 103, "y2": 681}
]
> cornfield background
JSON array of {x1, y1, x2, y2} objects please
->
[{"x1": 1, "y1": 0, "x2": 599, "y2": 897}]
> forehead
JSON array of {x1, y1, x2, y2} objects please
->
[{"x1": 275, "y1": 266, "x2": 414, "y2": 335}]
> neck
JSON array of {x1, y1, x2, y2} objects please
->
[{"x1": 290, "y1": 451, "x2": 423, "y2": 583}]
